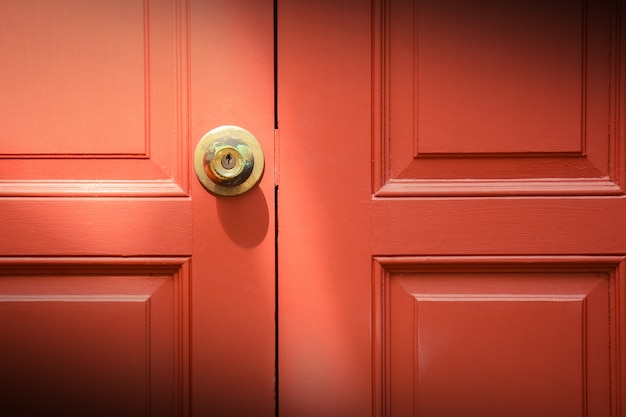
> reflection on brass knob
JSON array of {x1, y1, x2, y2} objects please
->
[{"x1": 194, "y1": 126, "x2": 264, "y2": 196}]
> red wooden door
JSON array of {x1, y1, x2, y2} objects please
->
[
  {"x1": 278, "y1": 0, "x2": 625, "y2": 416},
  {"x1": 0, "y1": 1, "x2": 274, "y2": 416}
]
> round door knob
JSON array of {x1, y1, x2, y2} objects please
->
[{"x1": 194, "y1": 126, "x2": 265, "y2": 196}]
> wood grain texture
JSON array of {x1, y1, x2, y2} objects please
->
[
  {"x1": 0, "y1": 198, "x2": 191, "y2": 256},
  {"x1": 372, "y1": 197, "x2": 626, "y2": 256}
]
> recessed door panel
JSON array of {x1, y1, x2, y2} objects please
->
[
  {"x1": 374, "y1": 257, "x2": 613, "y2": 417},
  {"x1": 376, "y1": 0, "x2": 623, "y2": 196},
  {"x1": 0, "y1": 259, "x2": 189, "y2": 417},
  {"x1": 0, "y1": 0, "x2": 190, "y2": 196}
]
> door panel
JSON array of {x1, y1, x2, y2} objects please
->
[
  {"x1": 0, "y1": 258, "x2": 188, "y2": 416},
  {"x1": 374, "y1": 257, "x2": 613, "y2": 417},
  {"x1": 0, "y1": 1, "x2": 275, "y2": 416},
  {"x1": 279, "y1": 1, "x2": 625, "y2": 416},
  {"x1": 0, "y1": 0, "x2": 189, "y2": 196},
  {"x1": 378, "y1": 0, "x2": 622, "y2": 196}
]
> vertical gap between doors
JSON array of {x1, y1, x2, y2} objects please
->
[
  {"x1": 273, "y1": 2, "x2": 279, "y2": 416},
  {"x1": 274, "y1": 184, "x2": 279, "y2": 417},
  {"x1": 274, "y1": 0, "x2": 279, "y2": 130}
]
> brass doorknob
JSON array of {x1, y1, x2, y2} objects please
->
[{"x1": 194, "y1": 126, "x2": 265, "y2": 196}]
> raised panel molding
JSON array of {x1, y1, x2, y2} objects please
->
[
  {"x1": 0, "y1": 0, "x2": 190, "y2": 196},
  {"x1": 373, "y1": 256, "x2": 625, "y2": 417},
  {"x1": 0, "y1": 257, "x2": 190, "y2": 416},
  {"x1": 373, "y1": 0, "x2": 625, "y2": 196}
]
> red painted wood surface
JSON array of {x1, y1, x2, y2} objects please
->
[
  {"x1": 0, "y1": 1, "x2": 275, "y2": 416},
  {"x1": 278, "y1": 1, "x2": 373, "y2": 415},
  {"x1": 279, "y1": 1, "x2": 625, "y2": 417}
]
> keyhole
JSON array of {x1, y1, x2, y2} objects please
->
[{"x1": 221, "y1": 153, "x2": 236, "y2": 170}]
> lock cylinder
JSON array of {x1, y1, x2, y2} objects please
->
[{"x1": 203, "y1": 139, "x2": 254, "y2": 187}]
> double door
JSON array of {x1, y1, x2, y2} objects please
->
[{"x1": 1, "y1": 1, "x2": 624, "y2": 416}]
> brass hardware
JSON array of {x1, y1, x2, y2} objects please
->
[{"x1": 194, "y1": 126, "x2": 265, "y2": 196}]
